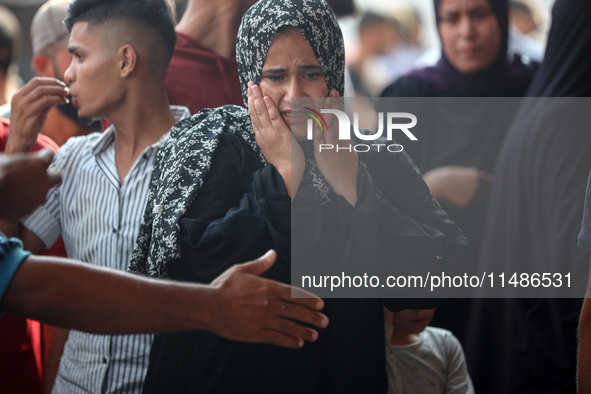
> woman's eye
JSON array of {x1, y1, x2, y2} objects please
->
[
  {"x1": 470, "y1": 9, "x2": 491, "y2": 20},
  {"x1": 266, "y1": 75, "x2": 284, "y2": 82},
  {"x1": 441, "y1": 15, "x2": 459, "y2": 25}
]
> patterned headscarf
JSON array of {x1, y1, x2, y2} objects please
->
[
  {"x1": 236, "y1": 0, "x2": 345, "y2": 106},
  {"x1": 129, "y1": 0, "x2": 345, "y2": 277}
]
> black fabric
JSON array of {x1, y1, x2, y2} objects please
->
[
  {"x1": 468, "y1": 1, "x2": 591, "y2": 392},
  {"x1": 380, "y1": 20, "x2": 536, "y2": 389},
  {"x1": 141, "y1": 131, "x2": 466, "y2": 393},
  {"x1": 469, "y1": 98, "x2": 591, "y2": 394},
  {"x1": 526, "y1": 0, "x2": 591, "y2": 97},
  {"x1": 380, "y1": 75, "x2": 532, "y2": 352},
  {"x1": 381, "y1": 77, "x2": 526, "y2": 262}
]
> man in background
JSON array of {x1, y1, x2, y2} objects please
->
[
  {"x1": 0, "y1": 5, "x2": 20, "y2": 110},
  {"x1": 165, "y1": 0, "x2": 254, "y2": 113},
  {"x1": 27, "y1": 0, "x2": 100, "y2": 145}
]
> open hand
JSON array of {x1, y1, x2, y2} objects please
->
[
  {"x1": 208, "y1": 250, "x2": 328, "y2": 349},
  {"x1": 248, "y1": 82, "x2": 305, "y2": 199}
]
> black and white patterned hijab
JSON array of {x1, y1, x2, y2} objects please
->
[
  {"x1": 129, "y1": 0, "x2": 345, "y2": 278},
  {"x1": 236, "y1": 0, "x2": 345, "y2": 105}
]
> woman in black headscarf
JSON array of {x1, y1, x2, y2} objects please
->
[
  {"x1": 382, "y1": 0, "x2": 534, "y2": 98},
  {"x1": 379, "y1": 0, "x2": 537, "y2": 354},
  {"x1": 469, "y1": 0, "x2": 591, "y2": 393},
  {"x1": 130, "y1": 0, "x2": 466, "y2": 392}
]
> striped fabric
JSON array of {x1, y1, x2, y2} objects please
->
[{"x1": 22, "y1": 106, "x2": 189, "y2": 394}]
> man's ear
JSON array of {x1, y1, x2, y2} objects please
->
[
  {"x1": 32, "y1": 54, "x2": 55, "y2": 78},
  {"x1": 118, "y1": 45, "x2": 137, "y2": 78}
]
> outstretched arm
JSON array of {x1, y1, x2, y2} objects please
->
[{"x1": 2, "y1": 250, "x2": 328, "y2": 349}]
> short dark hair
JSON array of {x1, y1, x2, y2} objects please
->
[{"x1": 64, "y1": 0, "x2": 176, "y2": 63}]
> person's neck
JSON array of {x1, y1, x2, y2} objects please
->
[
  {"x1": 108, "y1": 87, "x2": 177, "y2": 184},
  {"x1": 389, "y1": 331, "x2": 420, "y2": 346},
  {"x1": 175, "y1": 0, "x2": 244, "y2": 58},
  {"x1": 0, "y1": 73, "x2": 8, "y2": 106}
]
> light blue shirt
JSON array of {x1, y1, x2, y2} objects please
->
[
  {"x1": 23, "y1": 106, "x2": 190, "y2": 394},
  {"x1": 0, "y1": 232, "x2": 30, "y2": 314}
]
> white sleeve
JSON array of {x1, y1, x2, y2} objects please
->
[{"x1": 445, "y1": 333, "x2": 475, "y2": 394}]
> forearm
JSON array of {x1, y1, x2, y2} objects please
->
[
  {"x1": 3, "y1": 255, "x2": 213, "y2": 335},
  {"x1": 5, "y1": 135, "x2": 36, "y2": 154},
  {"x1": 0, "y1": 218, "x2": 19, "y2": 238}
]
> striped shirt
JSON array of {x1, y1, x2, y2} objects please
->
[{"x1": 22, "y1": 106, "x2": 190, "y2": 394}]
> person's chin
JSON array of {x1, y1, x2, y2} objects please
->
[{"x1": 456, "y1": 54, "x2": 492, "y2": 74}]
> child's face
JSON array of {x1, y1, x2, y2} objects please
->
[{"x1": 390, "y1": 308, "x2": 436, "y2": 335}]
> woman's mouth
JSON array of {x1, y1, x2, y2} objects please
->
[{"x1": 282, "y1": 111, "x2": 308, "y2": 125}]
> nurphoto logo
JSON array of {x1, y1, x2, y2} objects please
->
[{"x1": 305, "y1": 109, "x2": 418, "y2": 153}]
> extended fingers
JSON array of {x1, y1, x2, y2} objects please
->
[
  {"x1": 260, "y1": 330, "x2": 304, "y2": 349},
  {"x1": 276, "y1": 300, "x2": 329, "y2": 331},
  {"x1": 248, "y1": 82, "x2": 263, "y2": 133},
  {"x1": 266, "y1": 315, "x2": 320, "y2": 344},
  {"x1": 274, "y1": 284, "x2": 328, "y2": 329},
  {"x1": 250, "y1": 84, "x2": 273, "y2": 132},
  {"x1": 16, "y1": 77, "x2": 67, "y2": 97},
  {"x1": 263, "y1": 96, "x2": 289, "y2": 134},
  {"x1": 13, "y1": 82, "x2": 68, "y2": 116},
  {"x1": 278, "y1": 284, "x2": 324, "y2": 310},
  {"x1": 14, "y1": 78, "x2": 68, "y2": 104}
]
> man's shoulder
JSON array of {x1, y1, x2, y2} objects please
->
[{"x1": 59, "y1": 132, "x2": 104, "y2": 152}]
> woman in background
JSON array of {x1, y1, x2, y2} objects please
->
[{"x1": 380, "y1": 1, "x2": 537, "y2": 383}]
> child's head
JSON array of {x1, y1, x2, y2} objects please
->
[
  {"x1": 385, "y1": 307, "x2": 436, "y2": 345},
  {"x1": 385, "y1": 307, "x2": 436, "y2": 335}
]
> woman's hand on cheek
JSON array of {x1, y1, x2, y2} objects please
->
[
  {"x1": 248, "y1": 81, "x2": 305, "y2": 199},
  {"x1": 313, "y1": 88, "x2": 358, "y2": 206}
]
